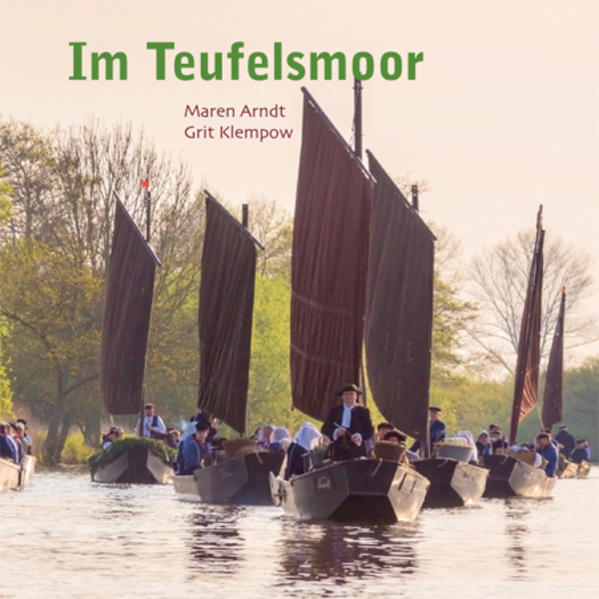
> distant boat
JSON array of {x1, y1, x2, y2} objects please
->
[
  {"x1": 173, "y1": 194, "x2": 283, "y2": 504},
  {"x1": 90, "y1": 196, "x2": 173, "y2": 484},
  {"x1": 484, "y1": 207, "x2": 556, "y2": 498},
  {"x1": 269, "y1": 88, "x2": 430, "y2": 523}
]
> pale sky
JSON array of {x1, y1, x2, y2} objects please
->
[{"x1": 1, "y1": 0, "x2": 598, "y2": 358}]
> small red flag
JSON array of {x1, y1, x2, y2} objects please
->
[{"x1": 141, "y1": 180, "x2": 150, "y2": 188}]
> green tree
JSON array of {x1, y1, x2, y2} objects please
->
[{"x1": 0, "y1": 241, "x2": 101, "y2": 463}]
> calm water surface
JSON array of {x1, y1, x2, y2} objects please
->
[{"x1": 1, "y1": 469, "x2": 597, "y2": 598}]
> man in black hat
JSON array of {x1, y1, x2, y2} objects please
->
[
  {"x1": 321, "y1": 383, "x2": 374, "y2": 461},
  {"x1": 554, "y1": 425, "x2": 575, "y2": 458},
  {"x1": 410, "y1": 406, "x2": 446, "y2": 454}
]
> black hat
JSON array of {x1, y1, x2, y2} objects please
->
[
  {"x1": 576, "y1": 439, "x2": 587, "y2": 444},
  {"x1": 383, "y1": 430, "x2": 407, "y2": 443},
  {"x1": 429, "y1": 406, "x2": 441, "y2": 412},
  {"x1": 336, "y1": 383, "x2": 362, "y2": 396},
  {"x1": 195, "y1": 421, "x2": 210, "y2": 432}
]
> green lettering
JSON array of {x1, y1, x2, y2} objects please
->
[
  {"x1": 408, "y1": 52, "x2": 424, "y2": 80},
  {"x1": 147, "y1": 42, "x2": 175, "y2": 80},
  {"x1": 175, "y1": 52, "x2": 195, "y2": 80},
  {"x1": 91, "y1": 51, "x2": 127, "y2": 80},
  {"x1": 69, "y1": 42, "x2": 87, "y2": 80},
  {"x1": 248, "y1": 52, "x2": 268, "y2": 80},
  {"x1": 287, "y1": 52, "x2": 305, "y2": 81},
  {"x1": 309, "y1": 52, "x2": 346, "y2": 80}
]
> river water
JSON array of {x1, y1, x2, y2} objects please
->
[{"x1": 1, "y1": 469, "x2": 597, "y2": 598}]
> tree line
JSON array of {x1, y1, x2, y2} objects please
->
[{"x1": 0, "y1": 117, "x2": 596, "y2": 463}]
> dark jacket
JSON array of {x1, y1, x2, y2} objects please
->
[
  {"x1": 0, "y1": 434, "x2": 17, "y2": 463},
  {"x1": 410, "y1": 419, "x2": 446, "y2": 454},
  {"x1": 555, "y1": 430, "x2": 575, "y2": 456},
  {"x1": 321, "y1": 404, "x2": 374, "y2": 442}
]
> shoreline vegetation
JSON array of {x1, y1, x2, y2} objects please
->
[{"x1": 0, "y1": 117, "x2": 597, "y2": 465}]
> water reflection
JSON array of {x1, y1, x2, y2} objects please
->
[
  {"x1": 504, "y1": 499, "x2": 532, "y2": 579},
  {"x1": 277, "y1": 520, "x2": 419, "y2": 583},
  {"x1": 186, "y1": 506, "x2": 244, "y2": 574}
]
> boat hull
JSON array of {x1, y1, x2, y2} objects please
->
[
  {"x1": 577, "y1": 460, "x2": 591, "y2": 479},
  {"x1": 270, "y1": 458, "x2": 430, "y2": 523},
  {"x1": 0, "y1": 458, "x2": 20, "y2": 492},
  {"x1": 483, "y1": 454, "x2": 556, "y2": 498},
  {"x1": 174, "y1": 450, "x2": 284, "y2": 505},
  {"x1": 557, "y1": 459, "x2": 578, "y2": 479},
  {"x1": 91, "y1": 444, "x2": 173, "y2": 484},
  {"x1": 414, "y1": 458, "x2": 489, "y2": 508},
  {"x1": 0, "y1": 455, "x2": 36, "y2": 492}
]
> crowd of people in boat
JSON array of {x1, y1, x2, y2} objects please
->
[
  {"x1": 98, "y1": 385, "x2": 592, "y2": 479},
  {"x1": 0, "y1": 419, "x2": 33, "y2": 465}
]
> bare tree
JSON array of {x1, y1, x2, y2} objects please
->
[
  {"x1": 470, "y1": 229, "x2": 597, "y2": 374},
  {"x1": 245, "y1": 196, "x2": 292, "y2": 278}
]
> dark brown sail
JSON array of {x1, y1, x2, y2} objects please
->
[
  {"x1": 101, "y1": 198, "x2": 161, "y2": 415},
  {"x1": 198, "y1": 194, "x2": 258, "y2": 435},
  {"x1": 542, "y1": 288, "x2": 566, "y2": 429},
  {"x1": 365, "y1": 152, "x2": 435, "y2": 441},
  {"x1": 509, "y1": 206, "x2": 544, "y2": 444},
  {"x1": 290, "y1": 90, "x2": 374, "y2": 421}
]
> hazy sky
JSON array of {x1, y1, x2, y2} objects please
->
[{"x1": 1, "y1": 0, "x2": 598, "y2": 358}]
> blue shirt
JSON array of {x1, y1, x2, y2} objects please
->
[
  {"x1": 182, "y1": 436, "x2": 211, "y2": 474},
  {"x1": 0, "y1": 434, "x2": 17, "y2": 463},
  {"x1": 409, "y1": 419, "x2": 446, "y2": 454},
  {"x1": 537, "y1": 443, "x2": 558, "y2": 477}
]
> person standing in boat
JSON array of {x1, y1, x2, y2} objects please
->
[
  {"x1": 555, "y1": 425, "x2": 575, "y2": 457},
  {"x1": 535, "y1": 432, "x2": 558, "y2": 477},
  {"x1": 409, "y1": 406, "x2": 446, "y2": 455},
  {"x1": 137, "y1": 403, "x2": 167, "y2": 438},
  {"x1": 181, "y1": 420, "x2": 211, "y2": 474},
  {"x1": 321, "y1": 383, "x2": 374, "y2": 461},
  {"x1": 570, "y1": 439, "x2": 591, "y2": 464}
]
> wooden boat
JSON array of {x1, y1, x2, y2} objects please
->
[
  {"x1": 0, "y1": 454, "x2": 36, "y2": 492},
  {"x1": 483, "y1": 454, "x2": 556, "y2": 498},
  {"x1": 577, "y1": 460, "x2": 591, "y2": 478},
  {"x1": 90, "y1": 439, "x2": 173, "y2": 484},
  {"x1": 271, "y1": 458, "x2": 428, "y2": 523},
  {"x1": 483, "y1": 208, "x2": 556, "y2": 498},
  {"x1": 173, "y1": 194, "x2": 284, "y2": 504},
  {"x1": 0, "y1": 457, "x2": 19, "y2": 492},
  {"x1": 175, "y1": 448, "x2": 283, "y2": 504},
  {"x1": 557, "y1": 458, "x2": 578, "y2": 479},
  {"x1": 414, "y1": 456, "x2": 488, "y2": 508},
  {"x1": 270, "y1": 88, "x2": 431, "y2": 523},
  {"x1": 91, "y1": 196, "x2": 170, "y2": 484}
]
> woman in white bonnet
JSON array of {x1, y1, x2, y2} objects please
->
[{"x1": 284, "y1": 422, "x2": 322, "y2": 480}]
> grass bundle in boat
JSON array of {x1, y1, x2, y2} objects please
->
[{"x1": 88, "y1": 436, "x2": 177, "y2": 476}]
